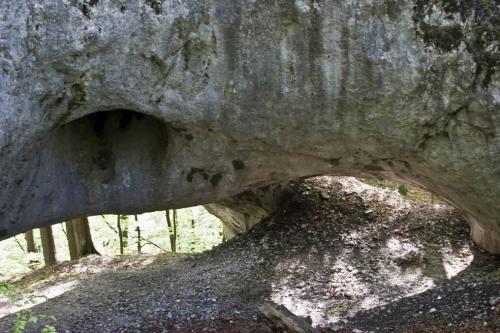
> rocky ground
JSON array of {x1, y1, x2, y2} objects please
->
[{"x1": 0, "y1": 177, "x2": 499, "y2": 332}]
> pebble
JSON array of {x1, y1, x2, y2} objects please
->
[{"x1": 489, "y1": 297, "x2": 500, "y2": 306}]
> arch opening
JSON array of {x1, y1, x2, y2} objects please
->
[
  {"x1": 46, "y1": 109, "x2": 171, "y2": 214},
  {"x1": 1, "y1": 175, "x2": 498, "y2": 333},
  {"x1": 0, "y1": 108, "x2": 498, "y2": 256},
  {"x1": 0, "y1": 109, "x2": 175, "y2": 238}
]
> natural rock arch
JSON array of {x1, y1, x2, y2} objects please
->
[{"x1": 0, "y1": 0, "x2": 498, "y2": 253}]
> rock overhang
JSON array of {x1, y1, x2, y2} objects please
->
[{"x1": 0, "y1": 0, "x2": 498, "y2": 253}]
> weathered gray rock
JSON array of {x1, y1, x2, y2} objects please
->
[
  {"x1": 0, "y1": 1, "x2": 499, "y2": 253},
  {"x1": 205, "y1": 183, "x2": 286, "y2": 239}
]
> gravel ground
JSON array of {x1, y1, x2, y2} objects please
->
[{"x1": 0, "y1": 176, "x2": 498, "y2": 332}]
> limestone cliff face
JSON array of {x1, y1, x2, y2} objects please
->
[{"x1": 0, "y1": 1, "x2": 499, "y2": 253}]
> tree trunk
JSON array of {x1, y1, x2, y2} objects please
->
[
  {"x1": 135, "y1": 215, "x2": 141, "y2": 253},
  {"x1": 66, "y1": 217, "x2": 99, "y2": 260},
  {"x1": 190, "y1": 219, "x2": 196, "y2": 252},
  {"x1": 40, "y1": 226, "x2": 56, "y2": 266},
  {"x1": 166, "y1": 210, "x2": 176, "y2": 253},
  {"x1": 173, "y1": 209, "x2": 177, "y2": 252},
  {"x1": 122, "y1": 215, "x2": 129, "y2": 249},
  {"x1": 136, "y1": 226, "x2": 142, "y2": 253},
  {"x1": 66, "y1": 220, "x2": 78, "y2": 259},
  {"x1": 24, "y1": 230, "x2": 37, "y2": 253},
  {"x1": 117, "y1": 215, "x2": 124, "y2": 255}
]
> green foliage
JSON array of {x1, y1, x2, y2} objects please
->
[
  {"x1": 0, "y1": 281, "x2": 16, "y2": 293},
  {"x1": 41, "y1": 325, "x2": 57, "y2": 333},
  {"x1": 362, "y1": 177, "x2": 441, "y2": 204},
  {"x1": 487, "y1": 268, "x2": 500, "y2": 281},
  {"x1": 13, "y1": 310, "x2": 36, "y2": 333},
  {"x1": 398, "y1": 184, "x2": 409, "y2": 196},
  {"x1": 0, "y1": 207, "x2": 223, "y2": 281},
  {"x1": 0, "y1": 208, "x2": 221, "y2": 332},
  {"x1": 0, "y1": 281, "x2": 22, "y2": 303},
  {"x1": 89, "y1": 207, "x2": 223, "y2": 256},
  {"x1": 13, "y1": 310, "x2": 57, "y2": 333},
  {"x1": 2, "y1": 280, "x2": 57, "y2": 332},
  {"x1": 0, "y1": 238, "x2": 43, "y2": 281},
  {"x1": 326, "y1": 302, "x2": 353, "y2": 316},
  {"x1": 0, "y1": 281, "x2": 39, "y2": 306}
]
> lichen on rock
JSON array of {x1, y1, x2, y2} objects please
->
[{"x1": 412, "y1": 0, "x2": 499, "y2": 87}]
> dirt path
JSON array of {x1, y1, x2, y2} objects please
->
[{"x1": 0, "y1": 177, "x2": 499, "y2": 332}]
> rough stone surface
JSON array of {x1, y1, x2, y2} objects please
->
[
  {"x1": 0, "y1": 1, "x2": 499, "y2": 252},
  {"x1": 204, "y1": 183, "x2": 286, "y2": 239}
]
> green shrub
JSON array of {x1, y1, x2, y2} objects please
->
[{"x1": 398, "y1": 184, "x2": 409, "y2": 196}]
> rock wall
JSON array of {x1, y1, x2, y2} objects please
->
[
  {"x1": 205, "y1": 183, "x2": 286, "y2": 239},
  {"x1": 0, "y1": 0, "x2": 499, "y2": 253}
]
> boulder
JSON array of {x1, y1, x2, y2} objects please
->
[{"x1": 0, "y1": 0, "x2": 498, "y2": 253}]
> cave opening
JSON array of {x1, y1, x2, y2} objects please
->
[
  {"x1": 28, "y1": 109, "x2": 174, "y2": 227},
  {"x1": 1, "y1": 165, "x2": 499, "y2": 332}
]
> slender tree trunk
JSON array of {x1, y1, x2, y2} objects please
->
[
  {"x1": 135, "y1": 215, "x2": 141, "y2": 253},
  {"x1": 25, "y1": 230, "x2": 37, "y2": 253},
  {"x1": 190, "y1": 219, "x2": 196, "y2": 252},
  {"x1": 60, "y1": 223, "x2": 67, "y2": 236},
  {"x1": 117, "y1": 215, "x2": 124, "y2": 255},
  {"x1": 122, "y1": 215, "x2": 129, "y2": 249},
  {"x1": 166, "y1": 210, "x2": 176, "y2": 253},
  {"x1": 136, "y1": 226, "x2": 142, "y2": 253},
  {"x1": 40, "y1": 226, "x2": 56, "y2": 266},
  {"x1": 66, "y1": 217, "x2": 99, "y2": 260},
  {"x1": 173, "y1": 209, "x2": 177, "y2": 252},
  {"x1": 14, "y1": 237, "x2": 25, "y2": 252}
]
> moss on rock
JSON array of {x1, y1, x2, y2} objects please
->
[{"x1": 412, "y1": 0, "x2": 499, "y2": 87}]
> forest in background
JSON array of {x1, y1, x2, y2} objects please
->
[
  {"x1": 0, "y1": 207, "x2": 223, "y2": 281},
  {"x1": 0, "y1": 177, "x2": 439, "y2": 283}
]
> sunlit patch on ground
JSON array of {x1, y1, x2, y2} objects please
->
[
  {"x1": 0, "y1": 253, "x2": 186, "y2": 319},
  {"x1": 0, "y1": 280, "x2": 80, "y2": 318},
  {"x1": 441, "y1": 245, "x2": 474, "y2": 279},
  {"x1": 270, "y1": 240, "x2": 476, "y2": 327},
  {"x1": 267, "y1": 178, "x2": 481, "y2": 328}
]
